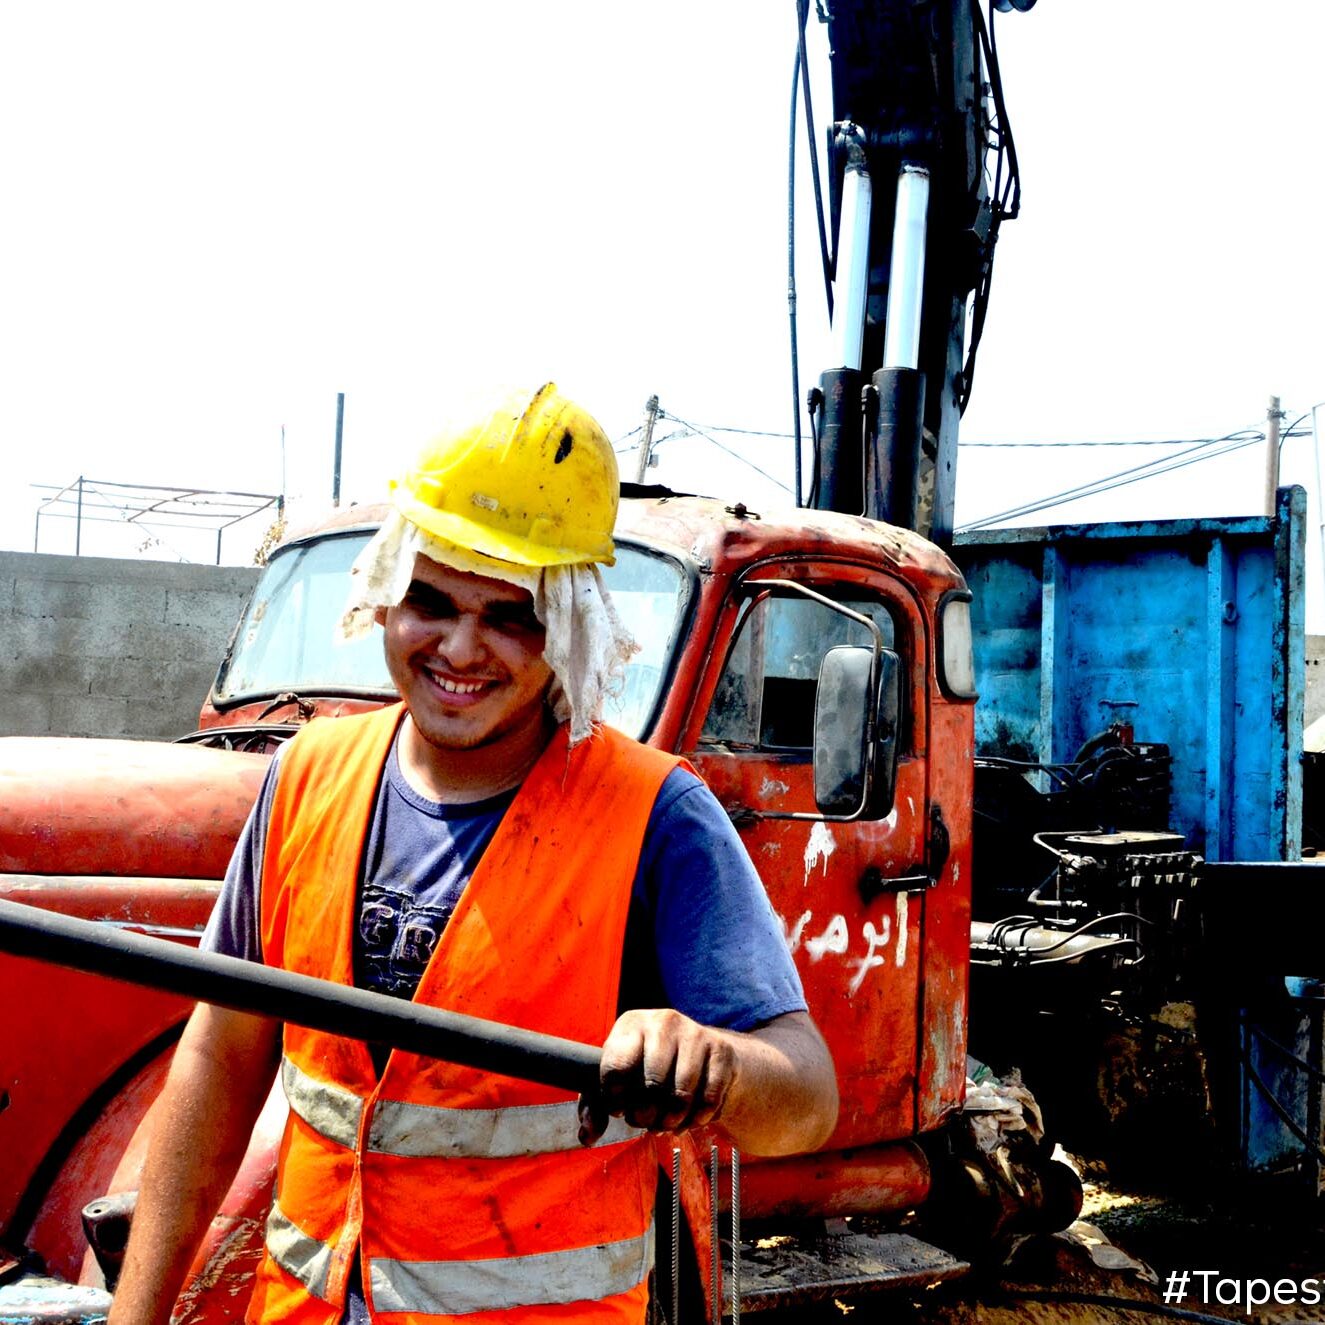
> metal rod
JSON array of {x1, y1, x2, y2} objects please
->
[
  {"x1": 729, "y1": 1149, "x2": 740, "y2": 1323},
  {"x1": 709, "y1": 1145, "x2": 721, "y2": 1324},
  {"x1": 33, "y1": 478, "x2": 280, "y2": 501},
  {"x1": 882, "y1": 164, "x2": 931, "y2": 371},
  {"x1": 0, "y1": 899, "x2": 601, "y2": 1094},
  {"x1": 75, "y1": 476, "x2": 84, "y2": 556},
  {"x1": 672, "y1": 1147, "x2": 682, "y2": 1324},
  {"x1": 334, "y1": 392, "x2": 346, "y2": 507}
]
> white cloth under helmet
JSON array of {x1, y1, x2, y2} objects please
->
[{"x1": 339, "y1": 510, "x2": 637, "y2": 745}]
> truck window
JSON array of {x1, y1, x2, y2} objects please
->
[
  {"x1": 215, "y1": 532, "x2": 688, "y2": 742},
  {"x1": 700, "y1": 592, "x2": 896, "y2": 751},
  {"x1": 598, "y1": 547, "x2": 691, "y2": 738},
  {"x1": 215, "y1": 532, "x2": 395, "y2": 701}
]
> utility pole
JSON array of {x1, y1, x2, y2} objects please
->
[
  {"x1": 1312, "y1": 405, "x2": 1325, "y2": 626},
  {"x1": 333, "y1": 392, "x2": 346, "y2": 507},
  {"x1": 1264, "y1": 394, "x2": 1282, "y2": 517},
  {"x1": 633, "y1": 395, "x2": 661, "y2": 484}
]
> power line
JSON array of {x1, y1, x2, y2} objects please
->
[
  {"x1": 656, "y1": 410, "x2": 794, "y2": 494},
  {"x1": 960, "y1": 429, "x2": 1310, "y2": 449},
  {"x1": 619, "y1": 404, "x2": 1315, "y2": 520},
  {"x1": 957, "y1": 424, "x2": 1275, "y2": 530},
  {"x1": 611, "y1": 423, "x2": 644, "y2": 455}
]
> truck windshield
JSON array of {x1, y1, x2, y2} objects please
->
[{"x1": 213, "y1": 531, "x2": 688, "y2": 741}]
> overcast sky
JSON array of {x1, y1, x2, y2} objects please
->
[{"x1": 3, "y1": 2, "x2": 1322, "y2": 626}]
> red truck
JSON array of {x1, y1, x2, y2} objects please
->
[{"x1": 0, "y1": 493, "x2": 1079, "y2": 1320}]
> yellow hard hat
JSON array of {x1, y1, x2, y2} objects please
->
[{"x1": 391, "y1": 383, "x2": 619, "y2": 567}]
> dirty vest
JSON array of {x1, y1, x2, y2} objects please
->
[{"x1": 248, "y1": 704, "x2": 681, "y2": 1325}]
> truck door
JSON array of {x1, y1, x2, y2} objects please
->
[{"x1": 681, "y1": 565, "x2": 929, "y2": 1146}]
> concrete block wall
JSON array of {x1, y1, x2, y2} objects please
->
[{"x1": 0, "y1": 551, "x2": 260, "y2": 740}]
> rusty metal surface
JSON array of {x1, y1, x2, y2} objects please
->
[
  {"x1": 23, "y1": 1051, "x2": 172, "y2": 1283},
  {"x1": 918, "y1": 698, "x2": 974, "y2": 1130},
  {"x1": 273, "y1": 501, "x2": 389, "y2": 549},
  {"x1": 0, "y1": 961, "x2": 188, "y2": 1243},
  {"x1": 668, "y1": 529, "x2": 974, "y2": 1163},
  {"x1": 0, "y1": 878, "x2": 220, "y2": 931},
  {"x1": 0, "y1": 739, "x2": 268, "y2": 879},
  {"x1": 736, "y1": 1229, "x2": 968, "y2": 1310},
  {"x1": 616, "y1": 496, "x2": 967, "y2": 600},
  {"x1": 0, "y1": 881, "x2": 213, "y2": 1242},
  {"x1": 736, "y1": 1144, "x2": 930, "y2": 1220},
  {"x1": 194, "y1": 696, "x2": 386, "y2": 734}
]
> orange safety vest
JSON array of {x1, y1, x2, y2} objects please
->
[{"x1": 248, "y1": 703, "x2": 682, "y2": 1325}]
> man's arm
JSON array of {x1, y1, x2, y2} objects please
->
[
  {"x1": 578, "y1": 1007, "x2": 838, "y2": 1156},
  {"x1": 582, "y1": 770, "x2": 838, "y2": 1155},
  {"x1": 109, "y1": 1003, "x2": 281, "y2": 1325}
]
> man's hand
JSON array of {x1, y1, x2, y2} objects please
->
[
  {"x1": 578, "y1": 1009, "x2": 736, "y2": 1144},
  {"x1": 577, "y1": 1008, "x2": 838, "y2": 1157}
]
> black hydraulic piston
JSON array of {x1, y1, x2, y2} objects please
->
[
  {"x1": 866, "y1": 366, "x2": 926, "y2": 529},
  {"x1": 811, "y1": 368, "x2": 866, "y2": 515},
  {"x1": 0, "y1": 898, "x2": 601, "y2": 1095}
]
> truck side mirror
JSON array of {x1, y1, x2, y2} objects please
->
[{"x1": 813, "y1": 645, "x2": 902, "y2": 818}]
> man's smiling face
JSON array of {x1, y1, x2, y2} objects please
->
[{"x1": 378, "y1": 555, "x2": 553, "y2": 755}]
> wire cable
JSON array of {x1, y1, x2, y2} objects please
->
[
  {"x1": 997, "y1": 1290, "x2": 1257, "y2": 1325},
  {"x1": 796, "y1": 0, "x2": 832, "y2": 318},
  {"x1": 960, "y1": 431, "x2": 1308, "y2": 449},
  {"x1": 788, "y1": 29, "x2": 804, "y2": 507},
  {"x1": 959, "y1": 414, "x2": 1315, "y2": 529},
  {"x1": 1279, "y1": 412, "x2": 1311, "y2": 449},
  {"x1": 958, "y1": 426, "x2": 1269, "y2": 530},
  {"x1": 960, "y1": 1, "x2": 1022, "y2": 413},
  {"x1": 658, "y1": 411, "x2": 794, "y2": 494},
  {"x1": 612, "y1": 424, "x2": 644, "y2": 456}
]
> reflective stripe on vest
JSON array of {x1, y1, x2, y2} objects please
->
[
  {"x1": 283, "y1": 1055, "x2": 642, "y2": 1158},
  {"x1": 265, "y1": 1202, "x2": 335, "y2": 1300},
  {"x1": 282, "y1": 1057, "x2": 362, "y2": 1150},
  {"x1": 266, "y1": 1202, "x2": 655, "y2": 1316},
  {"x1": 369, "y1": 1224, "x2": 656, "y2": 1316}
]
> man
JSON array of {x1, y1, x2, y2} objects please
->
[{"x1": 110, "y1": 384, "x2": 838, "y2": 1325}]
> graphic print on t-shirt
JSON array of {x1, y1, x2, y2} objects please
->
[{"x1": 358, "y1": 881, "x2": 458, "y2": 998}]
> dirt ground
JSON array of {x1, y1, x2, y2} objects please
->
[{"x1": 759, "y1": 1160, "x2": 1325, "y2": 1325}]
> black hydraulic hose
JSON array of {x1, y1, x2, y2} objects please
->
[
  {"x1": 0, "y1": 898, "x2": 601, "y2": 1095},
  {"x1": 788, "y1": 41, "x2": 803, "y2": 508},
  {"x1": 795, "y1": 0, "x2": 832, "y2": 317},
  {"x1": 999, "y1": 1291, "x2": 1246, "y2": 1325}
]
